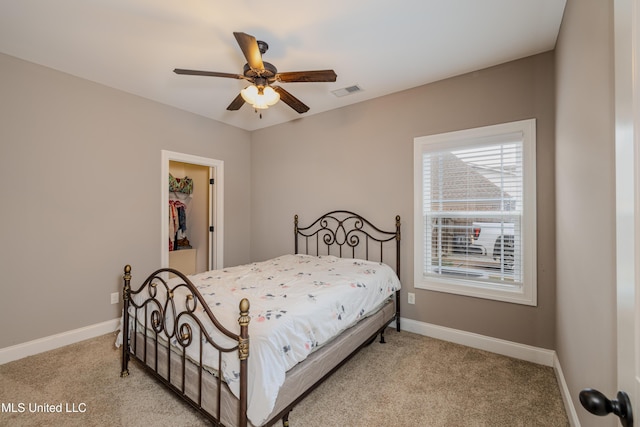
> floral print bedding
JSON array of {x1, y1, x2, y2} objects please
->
[{"x1": 127, "y1": 254, "x2": 401, "y2": 426}]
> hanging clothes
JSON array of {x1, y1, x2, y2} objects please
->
[
  {"x1": 169, "y1": 200, "x2": 187, "y2": 251},
  {"x1": 177, "y1": 204, "x2": 187, "y2": 233},
  {"x1": 168, "y1": 172, "x2": 194, "y2": 251}
]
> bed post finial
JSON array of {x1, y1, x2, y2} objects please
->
[
  {"x1": 238, "y1": 298, "x2": 250, "y2": 360},
  {"x1": 123, "y1": 265, "x2": 131, "y2": 301}
]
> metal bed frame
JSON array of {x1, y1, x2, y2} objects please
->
[{"x1": 120, "y1": 210, "x2": 401, "y2": 426}]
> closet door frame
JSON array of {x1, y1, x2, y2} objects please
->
[{"x1": 161, "y1": 150, "x2": 224, "y2": 271}]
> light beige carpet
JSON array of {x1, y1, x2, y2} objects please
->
[{"x1": 0, "y1": 329, "x2": 569, "y2": 426}]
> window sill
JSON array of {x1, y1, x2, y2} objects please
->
[{"x1": 415, "y1": 276, "x2": 537, "y2": 306}]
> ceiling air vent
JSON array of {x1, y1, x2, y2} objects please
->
[{"x1": 331, "y1": 85, "x2": 363, "y2": 97}]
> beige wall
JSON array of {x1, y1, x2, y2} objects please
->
[
  {"x1": 555, "y1": 1, "x2": 617, "y2": 426},
  {"x1": 251, "y1": 52, "x2": 557, "y2": 349},
  {"x1": 0, "y1": 53, "x2": 252, "y2": 348},
  {"x1": 0, "y1": 39, "x2": 563, "y2": 360}
]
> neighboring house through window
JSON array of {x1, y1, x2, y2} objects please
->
[{"x1": 413, "y1": 119, "x2": 537, "y2": 305}]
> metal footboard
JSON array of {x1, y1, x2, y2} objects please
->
[{"x1": 120, "y1": 265, "x2": 250, "y2": 427}]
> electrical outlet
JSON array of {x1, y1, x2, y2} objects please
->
[
  {"x1": 408, "y1": 292, "x2": 415, "y2": 304},
  {"x1": 110, "y1": 292, "x2": 119, "y2": 305}
]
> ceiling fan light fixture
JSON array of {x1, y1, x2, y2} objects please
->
[{"x1": 241, "y1": 84, "x2": 280, "y2": 109}]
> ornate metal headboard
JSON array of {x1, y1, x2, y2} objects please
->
[{"x1": 294, "y1": 210, "x2": 401, "y2": 279}]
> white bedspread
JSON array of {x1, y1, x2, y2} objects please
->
[{"x1": 123, "y1": 254, "x2": 401, "y2": 426}]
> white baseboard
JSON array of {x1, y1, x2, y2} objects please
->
[
  {"x1": 399, "y1": 317, "x2": 580, "y2": 426},
  {"x1": 400, "y1": 317, "x2": 555, "y2": 366},
  {"x1": 0, "y1": 318, "x2": 121, "y2": 365},
  {"x1": 553, "y1": 353, "x2": 581, "y2": 427}
]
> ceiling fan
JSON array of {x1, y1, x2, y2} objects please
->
[{"x1": 174, "y1": 32, "x2": 337, "y2": 115}]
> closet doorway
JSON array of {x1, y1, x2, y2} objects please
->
[{"x1": 161, "y1": 150, "x2": 224, "y2": 273}]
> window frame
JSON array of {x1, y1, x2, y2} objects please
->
[{"x1": 413, "y1": 119, "x2": 537, "y2": 306}]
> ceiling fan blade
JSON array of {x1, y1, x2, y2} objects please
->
[
  {"x1": 226, "y1": 93, "x2": 245, "y2": 111},
  {"x1": 233, "y1": 32, "x2": 264, "y2": 72},
  {"x1": 273, "y1": 86, "x2": 310, "y2": 114},
  {"x1": 174, "y1": 69, "x2": 244, "y2": 79},
  {"x1": 276, "y1": 70, "x2": 337, "y2": 83}
]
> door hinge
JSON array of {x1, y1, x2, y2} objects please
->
[
  {"x1": 209, "y1": 226, "x2": 214, "y2": 232},
  {"x1": 210, "y1": 178, "x2": 214, "y2": 185}
]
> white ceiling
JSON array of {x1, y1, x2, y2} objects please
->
[{"x1": 0, "y1": 0, "x2": 566, "y2": 132}]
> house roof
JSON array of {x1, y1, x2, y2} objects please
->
[{"x1": 427, "y1": 153, "x2": 516, "y2": 213}]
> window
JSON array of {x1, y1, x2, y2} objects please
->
[{"x1": 413, "y1": 119, "x2": 537, "y2": 305}]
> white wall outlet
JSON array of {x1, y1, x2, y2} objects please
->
[
  {"x1": 110, "y1": 292, "x2": 119, "y2": 305},
  {"x1": 408, "y1": 292, "x2": 415, "y2": 304}
]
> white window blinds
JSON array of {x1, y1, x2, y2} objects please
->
[{"x1": 421, "y1": 135, "x2": 524, "y2": 287}]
